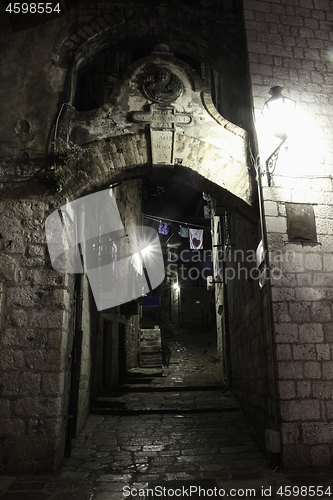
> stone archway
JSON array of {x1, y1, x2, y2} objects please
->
[
  {"x1": 56, "y1": 49, "x2": 256, "y2": 221},
  {"x1": 48, "y1": 47, "x2": 259, "y2": 457},
  {"x1": 0, "y1": 30, "x2": 259, "y2": 475}
]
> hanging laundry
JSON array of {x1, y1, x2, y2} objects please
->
[
  {"x1": 179, "y1": 226, "x2": 189, "y2": 238},
  {"x1": 158, "y1": 221, "x2": 170, "y2": 235},
  {"x1": 189, "y1": 228, "x2": 203, "y2": 249}
]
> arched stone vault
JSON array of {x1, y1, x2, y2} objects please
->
[
  {"x1": 55, "y1": 2, "x2": 246, "y2": 78},
  {"x1": 53, "y1": 1, "x2": 253, "y2": 135},
  {"x1": 57, "y1": 51, "x2": 257, "y2": 222}
]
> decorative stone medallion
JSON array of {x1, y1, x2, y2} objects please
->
[{"x1": 143, "y1": 67, "x2": 184, "y2": 105}]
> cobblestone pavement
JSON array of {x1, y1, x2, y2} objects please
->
[
  {"x1": 1, "y1": 410, "x2": 333, "y2": 500},
  {"x1": 93, "y1": 329, "x2": 228, "y2": 414},
  {"x1": 159, "y1": 329, "x2": 224, "y2": 388},
  {"x1": 1, "y1": 332, "x2": 333, "y2": 499}
]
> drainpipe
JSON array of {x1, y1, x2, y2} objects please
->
[
  {"x1": 220, "y1": 212, "x2": 232, "y2": 390},
  {"x1": 65, "y1": 271, "x2": 83, "y2": 457},
  {"x1": 255, "y1": 162, "x2": 279, "y2": 435},
  {"x1": 65, "y1": 206, "x2": 85, "y2": 457}
]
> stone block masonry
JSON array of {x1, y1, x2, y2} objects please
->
[
  {"x1": 227, "y1": 211, "x2": 275, "y2": 441},
  {"x1": 0, "y1": 195, "x2": 74, "y2": 472},
  {"x1": 0, "y1": 172, "x2": 143, "y2": 473},
  {"x1": 243, "y1": 0, "x2": 333, "y2": 468}
]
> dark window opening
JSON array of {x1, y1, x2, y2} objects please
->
[{"x1": 286, "y1": 203, "x2": 317, "y2": 243}]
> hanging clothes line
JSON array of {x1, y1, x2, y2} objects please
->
[{"x1": 143, "y1": 213, "x2": 210, "y2": 230}]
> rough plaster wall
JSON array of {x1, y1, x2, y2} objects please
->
[
  {"x1": 86, "y1": 179, "x2": 142, "y2": 403},
  {"x1": 126, "y1": 316, "x2": 140, "y2": 369},
  {"x1": 0, "y1": 17, "x2": 66, "y2": 162},
  {"x1": 114, "y1": 179, "x2": 142, "y2": 369},
  {"x1": 243, "y1": 0, "x2": 333, "y2": 468},
  {"x1": 76, "y1": 275, "x2": 98, "y2": 436},
  {"x1": 0, "y1": 22, "x2": 71, "y2": 475},
  {"x1": 226, "y1": 212, "x2": 273, "y2": 441}
]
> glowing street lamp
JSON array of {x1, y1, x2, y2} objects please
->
[{"x1": 262, "y1": 86, "x2": 296, "y2": 185}]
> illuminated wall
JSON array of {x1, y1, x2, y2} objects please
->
[{"x1": 244, "y1": 0, "x2": 333, "y2": 468}]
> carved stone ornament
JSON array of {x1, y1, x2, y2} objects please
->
[{"x1": 143, "y1": 67, "x2": 184, "y2": 105}]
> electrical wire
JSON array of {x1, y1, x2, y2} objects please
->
[
  {"x1": 143, "y1": 213, "x2": 210, "y2": 230},
  {"x1": 53, "y1": 102, "x2": 76, "y2": 165}
]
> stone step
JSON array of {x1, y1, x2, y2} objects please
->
[
  {"x1": 91, "y1": 389, "x2": 240, "y2": 415},
  {"x1": 141, "y1": 343, "x2": 161, "y2": 349},
  {"x1": 141, "y1": 335, "x2": 161, "y2": 340},
  {"x1": 127, "y1": 368, "x2": 163, "y2": 377},
  {"x1": 140, "y1": 328, "x2": 163, "y2": 369},
  {"x1": 141, "y1": 351, "x2": 161, "y2": 356},
  {"x1": 140, "y1": 355, "x2": 161, "y2": 361}
]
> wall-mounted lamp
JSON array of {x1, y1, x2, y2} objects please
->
[
  {"x1": 173, "y1": 282, "x2": 180, "y2": 292},
  {"x1": 262, "y1": 86, "x2": 296, "y2": 185}
]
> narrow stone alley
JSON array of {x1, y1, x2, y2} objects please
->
[{"x1": 1, "y1": 330, "x2": 333, "y2": 499}]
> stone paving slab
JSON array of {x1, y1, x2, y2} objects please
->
[
  {"x1": 2, "y1": 332, "x2": 333, "y2": 498},
  {"x1": 0, "y1": 411, "x2": 333, "y2": 500},
  {"x1": 2, "y1": 409, "x2": 333, "y2": 499}
]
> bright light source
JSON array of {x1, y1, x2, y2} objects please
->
[
  {"x1": 260, "y1": 86, "x2": 297, "y2": 186},
  {"x1": 173, "y1": 282, "x2": 180, "y2": 292},
  {"x1": 262, "y1": 86, "x2": 296, "y2": 141},
  {"x1": 141, "y1": 244, "x2": 152, "y2": 257}
]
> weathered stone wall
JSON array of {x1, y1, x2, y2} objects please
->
[
  {"x1": 115, "y1": 179, "x2": 142, "y2": 370},
  {"x1": 225, "y1": 211, "x2": 275, "y2": 439},
  {"x1": 0, "y1": 193, "x2": 74, "y2": 473},
  {"x1": 243, "y1": 0, "x2": 333, "y2": 467},
  {"x1": 0, "y1": 171, "x2": 143, "y2": 473},
  {"x1": 72, "y1": 178, "x2": 143, "y2": 434},
  {"x1": 76, "y1": 274, "x2": 98, "y2": 436},
  {"x1": 0, "y1": 18, "x2": 66, "y2": 163},
  {"x1": 0, "y1": 22, "x2": 72, "y2": 471}
]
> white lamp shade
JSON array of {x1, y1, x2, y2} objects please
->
[{"x1": 262, "y1": 87, "x2": 296, "y2": 140}]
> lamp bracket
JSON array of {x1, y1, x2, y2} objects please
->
[{"x1": 265, "y1": 137, "x2": 287, "y2": 186}]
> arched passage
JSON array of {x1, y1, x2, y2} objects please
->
[
  {"x1": 0, "y1": 2, "x2": 277, "y2": 474},
  {"x1": 52, "y1": 23, "x2": 274, "y2": 468}
]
